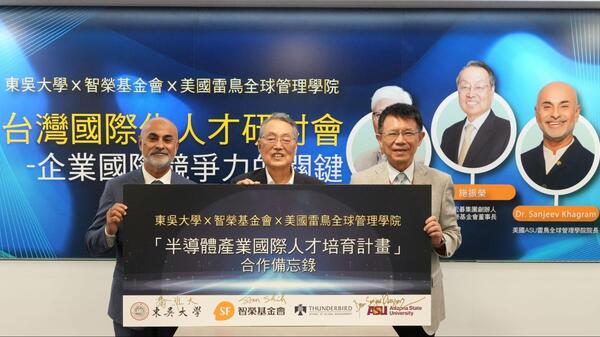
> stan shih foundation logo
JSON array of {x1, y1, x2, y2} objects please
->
[
  {"x1": 214, "y1": 301, "x2": 235, "y2": 321},
  {"x1": 130, "y1": 302, "x2": 149, "y2": 321}
]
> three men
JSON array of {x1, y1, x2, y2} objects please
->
[
  {"x1": 231, "y1": 112, "x2": 322, "y2": 185},
  {"x1": 521, "y1": 82, "x2": 594, "y2": 189},
  {"x1": 440, "y1": 60, "x2": 511, "y2": 168},
  {"x1": 85, "y1": 117, "x2": 194, "y2": 337},
  {"x1": 351, "y1": 103, "x2": 462, "y2": 336}
]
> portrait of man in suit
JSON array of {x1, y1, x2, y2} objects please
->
[
  {"x1": 520, "y1": 82, "x2": 594, "y2": 190},
  {"x1": 353, "y1": 85, "x2": 413, "y2": 172},
  {"x1": 231, "y1": 112, "x2": 322, "y2": 185},
  {"x1": 351, "y1": 103, "x2": 462, "y2": 337},
  {"x1": 85, "y1": 117, "x2": 195, "y2": 337},
  {"x1": 440, "y1": 60, "x2": 511, "y2": 168}
]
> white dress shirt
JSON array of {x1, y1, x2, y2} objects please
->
[
  {"x1": 543, "y1": 138, "x2": 574, "y2": 174},
  {"x1": 386, "y1": 160, "x2": 415, "y2": 185},
  {"x1": 265, "y1": 167, "x2": 295, "y2": 185}
]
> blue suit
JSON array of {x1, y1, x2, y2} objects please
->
[{"x1": 85, "y1": 169, "x2": 194, "y2": 327}]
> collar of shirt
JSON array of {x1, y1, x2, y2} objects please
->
[
  {"x1": 542, "y1": 138, "x2": 574, "y2": 174},
  {"x1": 386, "y1": 160, "x2": 415, "y2": 184},
  {"x1": 265, "y1": 167, "x2": 295, "y2": 185},
  {"x1": 142, "y1": 166, "x2": 172, "y2": 184},
  {"x1": 463, "y1": 109, "x2": 491, "y2": 132},
  {"x1": 458, "y1": 109, "x2": 491, "y2": 157}
]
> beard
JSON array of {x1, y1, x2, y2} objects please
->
[{"x1": 145, "y1": 154, "x2": 172, "y2": 171}]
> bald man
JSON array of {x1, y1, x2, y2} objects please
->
[
  {"x1": 521, "y1": 82, "x2": 594, "y2": 190},
  {"x1": 85, "y1": 117, "x2": 195, "y2": 336}
]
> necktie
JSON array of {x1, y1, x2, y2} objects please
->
[
  {"x1": 458, "y1": 123, "x2": 475, "y2": 166},
  {"x1": 394, "y1": 172, "x2": 409, "y2": 185},
  {"x1": 151, "y1": 180, "x2": 163, "y2": 184}
]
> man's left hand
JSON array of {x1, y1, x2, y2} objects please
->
[{"x1": 424, "y1": 215, "x2": 444, "y2": 249}]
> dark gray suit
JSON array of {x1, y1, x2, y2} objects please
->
[
  {"x1": 440, "y1": 110, "x2": 511, "y2": 168},
  {"x1": 85, "y1": 169, "x2": 194, "y2": 332}
]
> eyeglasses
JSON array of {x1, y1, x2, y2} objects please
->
[
  {"x1": 260, "y1": 134, "x2": 297, "y2": 145},
  {"x1": 458, "y1": 84, "x2": 490, "y2": 94},
  {"x1": 380, "y1": 129, "x2": 420, "y2": 141}
]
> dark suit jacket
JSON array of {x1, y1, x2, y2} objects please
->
[
  {"x1": 521, "y1": 136, "x2": 594, "y2": 190},
  {"x1": 440, "y1": 110, "x2": 511, "y2": 168},
  {"x1": 230, "y1": 168, "x2": 323, "y2": 185},
  {"x1": 84, "y1": 169, "x2": 194, "y2": 324}
]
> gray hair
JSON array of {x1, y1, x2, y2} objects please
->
[
  {"x1": 371, "y1": 86, "x2": 412, "y2": 111},
  {"x1": 259, "y1": 112, "x2": 299, "y2": 138},
  {"x1": 456, "y1": 60, "x2": 496, "y2": 87}
]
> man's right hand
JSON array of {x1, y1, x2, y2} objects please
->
[
  {"x1": 236, "y1": 178, "x2": 260, "y2": 185},
  {"x1": 105, "y1": 202, "x2": 128, "y2": 235}
]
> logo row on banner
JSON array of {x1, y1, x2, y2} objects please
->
[{"x1": 123, "y1": 295, "x2": 431, "y2": 327}]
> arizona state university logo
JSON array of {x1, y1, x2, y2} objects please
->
[
  {"x1": 214, "y1": 301, "x2": 235, "y2": 321},
  {"x1": 367, "y1": 305, "x2": 388, "y2": 315}
]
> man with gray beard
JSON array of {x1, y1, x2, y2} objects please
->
[{"x1": 85, "y1": 117, "x2": 195, "y2": 336}]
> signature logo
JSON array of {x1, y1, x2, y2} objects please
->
[
  {"x1": 294, "y1": 304, "x2": 307, "y2": 316},
  {"x1": 130, "y1": 302, "x2": 149, "y2": 321},
  {"x1": 239, "y1": 295, "x2": 287, "y2": 305},
  {"x1": 214, "y1": 301, "x2": 235, "y2": 321}
]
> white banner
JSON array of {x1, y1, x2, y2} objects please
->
[{"x1": 123, "y1": 294, "x2": 431, "y2": 326}]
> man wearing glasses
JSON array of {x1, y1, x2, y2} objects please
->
[
  {"x1": 231, "y1": 112, "x2": 322, "y2": 185},
  {"x1": 351, "y1": 103, "x2": 462, "y2": 336},
  {"x1": 354, "y1": 85, "x2": 413, "y2": 172},
  {"x1": 440, "y1": 60, "x2": 510, "y2": 168}
]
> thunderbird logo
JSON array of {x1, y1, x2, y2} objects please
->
[{"x1": 294, "y1": 304, "x2": 307, "y2": 316}]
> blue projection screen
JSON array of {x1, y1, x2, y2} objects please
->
[{"x1": 0, "y1": 7, "x2": 599, "y2": 260}]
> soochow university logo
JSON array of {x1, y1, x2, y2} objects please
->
[{"x1": 130, "y1": 302, "x2": 149, "y2": 321}]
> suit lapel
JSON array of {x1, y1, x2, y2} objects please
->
[
  {"x1": 369, "y1": 162, "x2": 390, "y2": 184},
  {"x1": 446, "y1": 120, "x2": 464, "y2": 161},
  {"x1": 131, "y1": 168, "x2": 145, "y2": 184},
  {"x1": 170, "y1": 170, "x2": 189, "y2": 184},
  {"x1": 547, "y1": 137, "x2": 579, "y2": 176},
  {"x1": 412, "y1": 163, "x2": 429, "y2": 185},
  {"x1": 292, "y1": 171, "x2": 305, "y2": 184},
  {"x1": 531, "y1": 142, "x2": 546, "y2": 176},
  {"x1": 254, "y1": 168, "x2": 268, "y2": 184}
]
